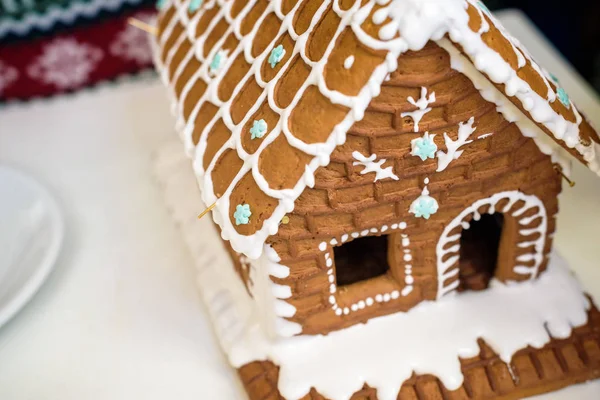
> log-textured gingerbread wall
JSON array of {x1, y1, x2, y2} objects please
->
[{"x1": 266, "y1": 42, "x2": 562, "y2": 335}]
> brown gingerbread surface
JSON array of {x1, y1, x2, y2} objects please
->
[
  {"x1": 153, "y1": 1, "x2": 600, "y2": 399},
  {"x1": 155, "y1": 0, "x2": 599, "y2": 249}
]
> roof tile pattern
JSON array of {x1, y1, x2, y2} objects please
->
[{"x1": 155, "y1": 0, "x2": 599, "y2": 259}]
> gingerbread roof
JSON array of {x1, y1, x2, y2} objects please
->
[{"x1": 154, "y1": 0, "x2": 600, "y2": 259}]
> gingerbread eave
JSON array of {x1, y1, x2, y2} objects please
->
[{"x1": 153, "y1": 0, "x2": 600, "y2": 260}]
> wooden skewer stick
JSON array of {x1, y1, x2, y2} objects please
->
[
  {"x1": 554, "y1": 165, "x2": 575, "y2": 187},
  {"x1": 197, "y1": 201, "x2": 217, "y2": 219},
  {"x1": 127, "y1": 17, "x2": 157, "y2": 36}
]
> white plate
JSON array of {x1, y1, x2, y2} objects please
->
[{"x1": 0, "y1": 166, "x2": 64, "y2": 328}]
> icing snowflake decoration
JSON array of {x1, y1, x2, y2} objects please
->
[
  {"x1": 0, "y1": 60, "x2": 19, "y2": 95},
  {"x1": 436, "y1": 117, "x2": 477, "y2": 172},
  {"x1": 401, "y1": 87, "x2": 436, "y2": 132},
  {"x1": 410, "y1": 179, "x2": 438, "y2": 219},
  {"x1": 352, "y1": 151, "x2": 399, "y2": 182},
  {"x1": 268, "y1": 45, "x2": 286, "y2": 68},
  {"x1": 209, "y1": 49, "x2": 228, "y2": 76},
  {"x1": 250, "y1": 119, "x2": 267, "y2": 140},
  {"x1": 27, "y1": 38, "x2": 103, "y2": 90},
  {"x1": 234, "y1": 204, "x2": 252, "y2": 225},
  {"x1": 109, "y1": 12, "x2": 154, "y2": 66},
  {"x1": 189, "y1": 0, "x2": 203, "y2": 12},
  {"x1": 411, "y1": 132, "x2": 438, "y2": 161}
]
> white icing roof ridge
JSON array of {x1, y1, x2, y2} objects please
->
[{"x1": 155, "y1": 0, "x2": 600, "y2": 259}]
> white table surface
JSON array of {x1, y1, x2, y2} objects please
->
[{"x1": 0, "y1": 10, "x2": 598, "y2": 400}]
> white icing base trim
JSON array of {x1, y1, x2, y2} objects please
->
[{"x1": 154, "y1": 146, "x2": 592, "y2": 400}]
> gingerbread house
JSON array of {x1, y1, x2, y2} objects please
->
[{"x1": 153, "y1": 0, "x2": 600, "y2": 399}]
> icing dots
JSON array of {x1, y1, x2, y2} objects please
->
[
  {"x1": 410, "y1": 178, "x2": 438, "y2": 220},
  {"x1": 234, "y1": 204, "x2": 252, "y2": 225},
  {"x1": 320, "y1": 222, "x2": 413, "y2": 317},
  {"x1": 352, "y1": 151, "x2": 399, "y2": 181},
  {"x1": 209, "y1": 49, "x2": 228, "y2": 77},
  {"x1": 411, "y1": 132, "x2": 437, "y2": 161},
  {"x1": 343, "y1": 55, "x2": 355, "y2": 69},
  {"x1": 268, "y1": 45, "x2": 286, "y2": 68},
  {"x1": 189, "y1": 0, "x2": 203, "y2": 12},
  {"x1": 250, "y1": 119, "x2": 268, "y2": 140}
]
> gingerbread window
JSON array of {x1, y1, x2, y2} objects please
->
[{"x1": 334, "y1": 235, "x2": 390, "y2": 287}]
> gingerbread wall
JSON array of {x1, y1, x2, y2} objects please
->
[{"x1": 266, "y1": 42, "x2": 562, "y2": 335}]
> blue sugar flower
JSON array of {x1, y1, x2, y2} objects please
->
[
  {"x1": 250, "y1": 119, "x2": 268, "y2": 140},
  {"x1": 411, "y1": 197, "x2": 438, "y2": 219},
  {"x1": 268, "y1": 45, "x2": 286, "y2": 68},
  {"x1": 234, "y1": 204, "x2": 252, "y2": 225},
  {"x1": 189, "y1": 0, "x2": 203, "y2": 12},
  {"x1": 557, "y1": 88, "x2": 570, "y2": 108},
  {"x1": 209, "y1": 50, "x2": 226, "y2": 75},
  {"x1": 411, "y1": 133, "x2": 437, "y2": 161}
]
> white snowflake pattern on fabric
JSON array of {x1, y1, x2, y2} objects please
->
[
  {"x1": 0, "y1": 60, "x2": 19, "y2": 95},
  {"x1": 109, "y1": 12, "x2": 154, "y2": 66},
  {"x1": 27, "y1": 38, "x2": 103, "y2": 90}
]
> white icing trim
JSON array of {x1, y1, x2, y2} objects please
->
[
  {"x1": 352, "y1": 151, "x2": 399, "y2": 181},
  {"x1": 436, "y1": 191, "x2": 547, "y2": 299},
  {"x1": 436, "y1": 116, "x2": 476, "y2": 171},
  {"x1": 319, "y1": 221, "x2": 413, "y2": 316},
  {"x1": 409, "y1": 178, "x2": 439, "y2": 219},
  {"x1": 477, "y1": 132, "x2": 494, "y2": 140},
  {"x1": 250, "y1": 245, "x2": 302, "y2": 338},
  {"x1": 438, "y1": 39, "x2": 576, "y2": 176}
]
